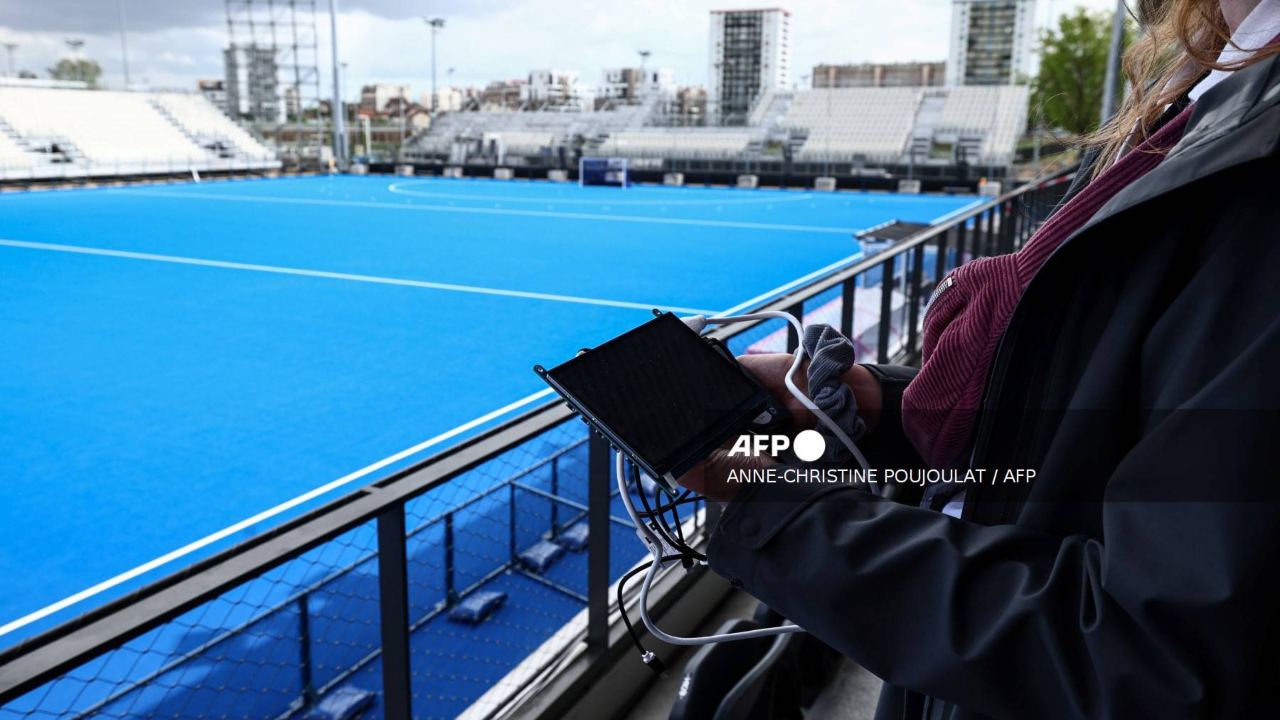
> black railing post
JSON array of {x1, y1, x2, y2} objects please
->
[
  {"x1": 509, "y1": 481, "x2": 518, "y2": 558},
  {"x1": 906, "y1": 244, "x2": 925, "y2": 358},
  {"x1": 298, "y1": 594, "x2": 316, "y2": 708},
  {"x1": 981, "y1": 208, "x2": 993, "y2": 256},
  {"x1": 377, "y1": 507, "x2": 413, "y2": 720},
  {"x1": 1001, "y1": 201, "x2": 1015, "y2": 253},
  {"x1": 839, "y1": 278, "x2": 855, "y2": 341},
  {"x1": 936, "y1": 227, "x2": 950, "y2": 281},
  {"x1": 444, "y1": 513, "x2": 457, "y2": 605},
  {"x1": 877, "y1": 255, "x2": 895, "y2": 363},
  {"x1": 549, "y1": 458, "x2": 560, "y2": 538},
  {"x1": 586, "y1": 432, "x2": 611, "y2": 655},
  {"x1": 968, "y1": 212, "x2": 980, "y2": 262},
  {"x1": 784, "y1": 301, "x2": 803, "y2": 352}
]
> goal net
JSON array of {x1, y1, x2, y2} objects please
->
[{"x1": 578, "y1": 157, "x2": 629, "y2": 188}]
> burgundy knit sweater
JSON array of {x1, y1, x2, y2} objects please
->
[{"x1": 901, "y1": 104, "x2": 1197, "y2": 469}]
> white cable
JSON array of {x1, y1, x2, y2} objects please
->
[
  {"x1": 617, "y1": 311, "x2": 868, "y2": 646},
  {"x1": 617, "y1": 451, "x2": 804, "y2": 645},
  {"x1": 698, "y1": 311, "x2": 870, "y2": 470}
]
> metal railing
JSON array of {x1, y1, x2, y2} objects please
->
[
  {"x1": 0, "y1": 155, "x2": 282, "y2": 182},
  {"x1": 0, "y1": 168, "x2": 1074, "y2": 720}
]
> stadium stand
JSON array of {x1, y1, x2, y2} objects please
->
[
  {"x1": 152, "y1": 93, "x2": 275, "y2": 160},
  {"x1": 783, "y1": 88, "x2": 922, "y2": 163},
  {"x1": 400, "y1": 84, "x2": 1028, "y2": 174},
  {"x1": 600, "y1": 130, "x2": 754, "y2": 160},
  {"x1": 0, "y1": 84, "x2": 280, "y2": 180}
]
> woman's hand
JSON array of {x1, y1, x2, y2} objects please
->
[
  {"x1": 736, "y1": 353, "x2": 884, "y2": 433},
  {"x1": 676, "y1": 448, "x2": 775, "y2": 504},
  {"x1": 675, "y1": 353, "x2": 885, "y2": 502}
]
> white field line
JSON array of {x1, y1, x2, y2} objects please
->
[
  {"x1": 717, "y1": 250, "x2": 863, "y2": 316},
  {"x1": 0, "y1": 387, "x2": 555, "y2": 639},
  {"x1": 105, "y1": 187, "x2": 860, "y2": 235},
  {"x1": 928, "y1": 197, "x2": 987, "y2": 226},
  {"x1": 0, "y1": 239, "x2": 716, "y2": 315}
]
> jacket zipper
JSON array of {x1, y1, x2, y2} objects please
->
[{"x1": 926, "y1": 274, "x2": 955, "y2": 310}]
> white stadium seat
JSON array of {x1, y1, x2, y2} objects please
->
[{"x1": 0, "y1": 86, "x2": 280, "y2": 180}]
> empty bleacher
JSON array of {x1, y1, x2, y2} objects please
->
[
  {"x1": 401, "y1": 84, "x2": 1030, "y2": 173},
  {"x1": 933, "y1": 86, "x2": 1029, "y2": 166},
  {"x1": 600, "y1": 130, "x2": 754, "y2": 160},
  {"x1": 782, "y1": 88, "x2": 923, "y2": 163},
  {"x1": 0, "y1": 84, "x2": 279, "y2": 180},
  {"x1": 152, "y1": 92, "x2": 275, "y2": 161}
]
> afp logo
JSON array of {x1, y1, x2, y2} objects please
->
[{"x1": 727, "y1": 429, "x2": 827, "y2": 462}]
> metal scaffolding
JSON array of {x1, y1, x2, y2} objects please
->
[{"x1": 225, "y1": 0, "x2": 325, "y2": 163}]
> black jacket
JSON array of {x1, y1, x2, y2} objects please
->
[{"x1": 708, "y1": 55, "x2": 1280, "y2": 719}]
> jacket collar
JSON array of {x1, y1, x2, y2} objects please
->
[{"x1": 1084, "y1": 52, "x2": 1280, "y2": 229}]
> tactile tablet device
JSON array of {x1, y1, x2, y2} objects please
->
[{"x1": 534, "y1": 312, "x2": 787, "y2": 494}]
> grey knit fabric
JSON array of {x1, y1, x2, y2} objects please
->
[{"x1": 802, "y1": 324, "x2": 866, "y2": 463}]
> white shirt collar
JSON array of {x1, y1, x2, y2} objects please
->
[{"x1": 1189, "y1": 0, "x2": 1280, "y2": 100}]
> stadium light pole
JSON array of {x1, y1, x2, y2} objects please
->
[
  {"x1": 117, "y1": 0, "x2": 131, "y2": 88},
  {"x1": 637, "y1": 49, "x2": 651, "y2": 104},
  {"x1": 65, "y1": 39, "x2": 85, "y2": 83},
  {"x1": 328, "y1": 0, "x2": 347, "y2": 166},
  {"x1": 425, "y1": 18, "x2": 445, "y2": 118},
  {"x1": 1100, "y1": 0, "x2": 1126, "y2": 124},
  {"x1": 3, "y1": 43, "x2": 16, "y2": 77}
]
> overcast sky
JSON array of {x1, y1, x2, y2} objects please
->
[{"x1": 0, "y1": 0, "x2": 1116, "y2": 100}]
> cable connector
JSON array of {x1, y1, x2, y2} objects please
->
[
  {"x1": 680, "y1": 315, "x2": 708, "y2": 334},
  {"x1": 641, "y1": 650, "x2": 667, "y2": 675}
]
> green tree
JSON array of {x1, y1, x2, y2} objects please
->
[
  {"x1": 1031, "y1": 8, "x2": 1129, "y2": 136},
  {"x1": 48, "y1": 57, "x2": 102, "y2": 87}
]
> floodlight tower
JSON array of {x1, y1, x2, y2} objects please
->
[
  {"x1": 226, "y1": 0, "x2": 324, "y2": 162},
  {"x1": 64, "y1": 39, "x2": 85, "y2": 82},
  {"x1": 1100, "y1": 0, "x2": 1126, "y2": 123},
  {"x1": 637, "y1": 49, "x2": 651, "y2": 99},
  {"x1": 425, "y1": 17, "x2": 445, "y2": 117},
  {"x1": 3, "y1": 43, "x2": 16, "y2": 77},
  {"x1": 329, "y1": 0, "x2": 347, "y2": 164},
  {"x1": 117, "y1": 0, "x2": 131, "y2": 87}
]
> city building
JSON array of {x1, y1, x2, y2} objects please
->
[
  {"x1": 708, "y1": 7, "x2": 791, "y2": 125},
  {"x1": 521, "y1": 69, "x2": 593, "y2": 110},
  {"x1": 196, "y1": 79, "x2": 227, "y2": 113},
  {"x1": 599, "y1": 67, "x2": 676, "y2": 103},
  {"x1": 426, "y1": 86, "x2": 474, "y2": 113},
  {"x1": 811, "y1": 61, "x2": 946, "y2": 88},
  {"x1": 359, "y1": 84, "x2": 410, "y2": 116},
  {"x1": 479, "y1": 79, "x2": 526, "y2": 110},
  {"x1": 947, "y1": 0, "x2": 1037, "y2": 85}
]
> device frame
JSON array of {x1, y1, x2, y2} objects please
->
[{"x1": 534, "y1": 313, "x2": 784, "y2": 494}]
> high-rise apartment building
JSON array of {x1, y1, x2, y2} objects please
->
[
  {"x1": 812, "y1": 62, "x2": 946, "y2": 88},
  {"x1": 947, "y1": 0, "x2": 1037, "y2": 86},
  {"x1": 708, "y1": 8, "x2": 791, "y2": 125}
]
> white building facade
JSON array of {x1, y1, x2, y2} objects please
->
[
  {"x1": 359, "y1": 84, "x2": 410, "y2": 114},
  {"x1": 600, "y1": 67, "x2": 676, "y2": 102},
  {"x1": 708, "y1": 7, "x2": 791, "y2": 125},
  {"x1": 947, "y1": 0, "x2": 1037, "y2": 86},
  {"x1": 521, "y1": 69, "x2": 594, "y2": 110}
]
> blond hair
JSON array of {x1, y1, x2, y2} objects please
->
[{"x1": 1087, "y1": 0, "x2": 1280, "y2": 172}]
